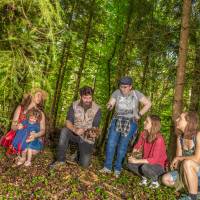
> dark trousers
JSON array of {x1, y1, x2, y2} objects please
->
[
  {"x1": 127, "y1": 163, "x2": 164, "y2": 181},
  {"x1": 57, "y1": 127, "x2": 94, "y2": 168}
]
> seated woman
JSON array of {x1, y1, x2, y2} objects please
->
[
  {"x1": 127, "y1": 115, "x2": 167, "y2": 188},
  {"x1": 162, "y1": 112, "x2": 200, "y2": 200},
  {"x1": 0, "y1": 88, "x2": 47, "y2": 163}
]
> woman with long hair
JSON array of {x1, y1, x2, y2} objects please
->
[
  {"x1": 162, "y1": 112, "x2": 200, "y2": 200},
  {"x1": 128, "y1": 115, "x2": 167, "y2": 188},
  {"x1": 0, "y1": 88, "x2": 48, "y2": 166}
]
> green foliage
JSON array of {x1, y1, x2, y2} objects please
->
[{"x1": 0, "y1": 0, "x2": 199, "y2": 140}]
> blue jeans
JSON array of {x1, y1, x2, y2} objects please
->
[{"x1": 104, "y1": 119, "x2": 137, "y2": 172}]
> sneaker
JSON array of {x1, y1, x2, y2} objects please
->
[
  {"x1": 149, "y1": 180, "x2": 160, "y2": 189},
  {"x1": 99, "y1": 167, "x2": 112, "y2": 174},
  {"x1": 49, "y1": 161, "x2": 65, "y2": 169},
  {"x1": 114, "y1": 170, "x2": 121, "y2": 178},
  {"x1": 139, "y1": 176, "x2": 148, "y2": 186}
]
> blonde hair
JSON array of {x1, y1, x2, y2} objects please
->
[
  {"x1": 30, "y1": 88, "x2": 48, "y2": 100},
  {"x1": 21, "y1": 88, "x2": 48, "y2": 111}
]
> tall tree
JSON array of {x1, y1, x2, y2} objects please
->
[
  {"x1": 189, "y1": 38, "x2": 200, "y2": 113},
  {"x1": 97, "y1": 0, "x2": 134, "y2": 153},
  {"x1": 97, "y1": 35, "x2": 119, "y2": 152},
  {"x1": 51, "y1": 1, "x2": 76, "y2": 129},
  {"x1": 189, "y1": 2, "x2": 200, "y2": 114},
  {"x1": 73, "y1": 0, "x2": 95, "y2": 101},
  {"x1": 170, "y1": 0, "x2": 192, "y2": 157},
  {"x1": 116, "y1": 0, "x2": 133, "y2": 79}
]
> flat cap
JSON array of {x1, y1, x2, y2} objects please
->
[{"x1": 119, "y1": 76, "x2": 133, "y2": 85}]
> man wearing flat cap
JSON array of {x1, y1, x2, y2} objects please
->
[{"x1": 100, "y1": 76, "x2": 151, "y2": 177}]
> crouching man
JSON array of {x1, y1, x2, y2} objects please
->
[{"x1": 51, "y1": 86, "x2": 101, "y2": 168}]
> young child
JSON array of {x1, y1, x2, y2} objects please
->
[
  {"x1": 12, "y1": 107, "x2": 42, "y2": 166},
  {"x1": 128, "y1": 115, "x2": 168, "y2": 188}
]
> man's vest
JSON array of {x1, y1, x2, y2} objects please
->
[{"x1": 73, "y1": 100, "x2": 100, "y2": 129}]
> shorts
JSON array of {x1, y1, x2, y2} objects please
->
[{"x1": 169, "y1": 169, "x2": 200, "y2": 187}]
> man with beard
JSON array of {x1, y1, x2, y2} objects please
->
[{"x1": 51, "y1": 86, "x2": 101, "y2": 168}]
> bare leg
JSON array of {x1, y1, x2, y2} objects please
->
[
  {"x1": 27, "y1": 149, "x2": 39, "y2": 162},
  {"x1": 16, "y1": 150, "x2": 27, "y2": 165},
  {"x1": 24, "y1": 149, "x2": 39, "y2": 166},
  {"x1": 182, "y1": 160, "x2": 199, "y2": 194},
  {"x1": 21, "y1": 150, "x2": 27, "y2": 160}
]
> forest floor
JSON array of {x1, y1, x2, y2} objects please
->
[{"x1": 0, "y1": 147, "x2": 177, "y2": 200}]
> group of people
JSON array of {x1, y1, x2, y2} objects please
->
[{"x1": 0, "y1": 77, "x2": 199, "y2": 200}]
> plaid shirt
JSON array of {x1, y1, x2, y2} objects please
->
[{"x1": 115, "y1": 117, "x2": 131, "y2": 136}]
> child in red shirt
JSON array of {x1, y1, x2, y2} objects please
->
[{"x1": 128, "y1": 115, "x2": 168, "y2": 188}]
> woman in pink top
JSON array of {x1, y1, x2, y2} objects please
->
[{"x1": 127, "y1": 115, "x2": 168, "y2": 188}]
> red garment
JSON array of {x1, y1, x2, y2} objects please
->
[
  {"x1": 134, "y1": 131, "x2": 168, "y2": 168},
  {"x1": 17, "y1": 106, "x2": 26, "y2": 122},
  {"x1": 0, "y1": 106, "x2": 26, "y2": 148}
]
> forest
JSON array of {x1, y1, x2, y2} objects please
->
[{"x1": 0, "y1": 0, "x2": 199, "y2": 199}]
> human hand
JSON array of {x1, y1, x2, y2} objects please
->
[
  {"x1": 135, "y1": 112, "x2": 142, "y2": 121},
  {"x1": 134, "y1": 115, "x2": 140, "y2": 121},
  {"x1": 12, "y1": 121, "x2": 18, "y2": 126},
  {"x1": 128, "y1": 156, "x2": 138, "y2": 164},
  {"x1": 74, "y1": 128, "x2": 85, "y2": 136},
  {"x1": 17, "y1": 123, "x2": 24, "y2": 130},
  {"x1": 170, "y1": 157, "x2": 180, "y2": 170},
  {"x1": 107, "y1": 103, "x2": 113, "y2": 111},
  {"x1": 26, "y1": 131, "x2": 37, "y2": 142}
]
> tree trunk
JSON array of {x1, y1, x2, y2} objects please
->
[
  {"x1": 169, "y1": 0, "x2": 192, "y2": 158},
  {"x1": 189, "y1": 37, "x2": 200, "y2": 113},
  {"x1": 107, "y1": 35, "x2": 120, "y2": 95},
  {"x1": 97, "y1": 35, "x2": 119, "y2": 152},
  {"x1": 97, "y1": 111, "x2": 113, "y2": 154},
  {"x1": 73, "y1": 0, "x2": 95, "y2": 101},
  {"x1": 51, "y1": 1, "x2": 76, "y2": 129},
  {"x1": 51, "y1": 41, "x2": 72, "y2": 129},
  {"x1": 116, "y1": 0, "x2": 133, "y2": 79},
  {"x1": 41, "y1": 45, "x2": 51, "y2": 88},
  {"x1": 97, "y1": 0, "x2": 134, "y2": 153},
  {"x1": 141, "y1": 55, "x2": 149, "y2": 93}
]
